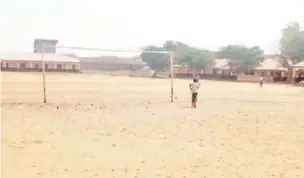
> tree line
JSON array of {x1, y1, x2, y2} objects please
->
[{"x1": 141, "y1": 22, "x2": 304, "y2": 78}]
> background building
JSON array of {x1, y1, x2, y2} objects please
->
[
  {"x1": 0, "y1": 39, "x2": 80, "y2": 72},
  {"x1": 0, "y1": 52, "x2": 80, "y2": 72},
  {"x1": 293, "y1": 61, "x2": 304, "y2": 83},
  {"x1": 254, "y1": 58, "x2": 287, "y2": 82},
  {"x1": 77, "y1": 56, "x2": 146, "y2": 70}
]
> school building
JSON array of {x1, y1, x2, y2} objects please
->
[
  {"x1": 254, "y1": 58, "x2": 288, "y2": 82},
  {"x1": 173, "y1": 59, "x2": 234, "y2": 76},
  {"x1": 0, "y1": 52, "x2": 80, "y2": 72},
  {"x1": 78, "y1": 56, "x2": 146, "y2": 70},
  {"x1": 293, "y1": 61, "x2": 304, "y2": 84}
]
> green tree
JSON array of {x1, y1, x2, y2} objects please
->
[
  {"x1": 279, "y1": 22, "x2": 304, "y2": 83},
  {"x1": 163, "y1": 40, "x2": 192, "y2": 64},
  {"x1": 141, "y1": 45, "x2": 169, "y2": 77},
  {"x1": 142, "y1": 41, "x2": 215, "y2": 77},
  {"x1": 182, "y1": 49, "x2": 215, "y2": 75},
  {"x1": 163, "y1": 40, "x2": 214, "y2": 71},
  {"x1": 217, "y1": 45, "x2": 264, "y2": 73},
  {"x1": 279, "y1": 22, "x2": 301, "y2": 55}
]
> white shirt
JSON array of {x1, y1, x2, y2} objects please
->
[
  {"x1": 190, "y1": 82, "x2": 200, "y2": 93},
  {"x1": 260, "y1": 77, "x2": 263, "y2": 81}
]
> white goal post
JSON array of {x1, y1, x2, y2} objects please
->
[{"x1": 40, "y1": 45, "x2": 174, "y2": 103}]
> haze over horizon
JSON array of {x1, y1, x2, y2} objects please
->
[{"x1": 0, "y1": 0, "x2": 303, "y2": 55}]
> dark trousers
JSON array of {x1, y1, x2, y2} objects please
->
[{"x1": 192, "y1": 93, "x2": 198, "y2": 103}]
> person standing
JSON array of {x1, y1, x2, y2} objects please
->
[
  {"x1": 259, "y1": 76, "x2": 264, "y2": 87},
  {"x1": 189, "y1": 78, "x2": 200, "y2": 108}
]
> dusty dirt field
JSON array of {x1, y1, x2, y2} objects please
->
[{"x1": 2, "y1": 72, "x2": 304, "y2": 178}]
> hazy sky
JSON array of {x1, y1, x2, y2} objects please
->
[{"x1": 0, "y1": 0, "x2": 303, "y2": 55}]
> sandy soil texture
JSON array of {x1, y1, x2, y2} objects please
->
[{"x1": 2, "y1": 72, "x2": 304, "y2": 178}]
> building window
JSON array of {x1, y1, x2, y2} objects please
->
[
  {"x1": 20, "y1": 63, "x2": 26, "y2": 69},
  {"x1": 34, "y1": 64, "x2": 39, "y2": 69},
  {"x1": 6, "y1": 63, "x2": 9, "y2": 68},
  {"x1": 72, "y1": 64, "x2": 76, "y2": 70},
  {"x1": 45, "y1": 64, "x2": 48, "y2": 69},
  {"x1": 57, "y1": 64, "x2": 62, "y2": 69}
]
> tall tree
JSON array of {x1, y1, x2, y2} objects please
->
[
  {"x1": 217, "y1": 45, "x2": 264, "y2": 72},
  {"x1": 163, "y1": 40, "x2": 214, "y2": 70},
  {"x1": 142, "y1": 41, "x2": 215, "y2": 77},
  {"x1": 279, "y1": 22, "x2": 304, "y2": 83},
  {"x1": 141, "y1": 46, "x2": 169, "y2": 77},
  {"x1": 279, "y1": 22, "x2": 300, "y2": 54},
  {"x1": 182, "y1": 49, "x2": 215, "y2": 74},
  {"x1": 163, "y1": 40, "x2": 192, "y2": 64}
]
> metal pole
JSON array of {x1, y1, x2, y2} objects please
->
[
  {"x1": 41, "y1": 45, "x2": 47, "y2": 103},
  {"x1": 170, "y1": 53, "x2": 174, "y2": 103}
]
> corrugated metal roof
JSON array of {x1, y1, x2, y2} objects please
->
[
  {"x1": 214, "y1": 59, "x2": 229, "y2": 68},
  {"x1": 79, "y1": 56, "x2": 145, "y2": 65},
  {"x1": 255, "y1": 58, "x2": 287, "y2": 71},
  {"x1": 293, "y1": 61, "x2": 304, "y2": 67},
  {"x1": 0, "y1": 52, "x2": 79, "y2": 63},
  {"x1": 173, "y1": 64, "x2": 188, "y2": 67}
]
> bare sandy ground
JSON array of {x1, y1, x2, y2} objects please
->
[{"x1": 2, "y1": 72, "x2": 304, "y2": 178}]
